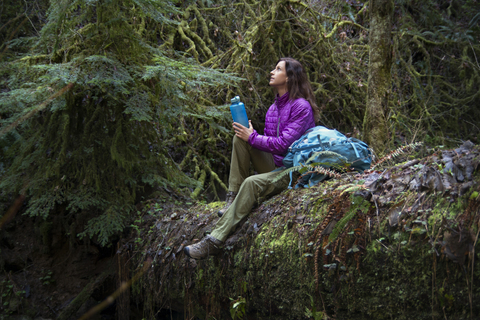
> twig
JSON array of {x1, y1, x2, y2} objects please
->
[
  {"x1": 323, "y1": 20, "x2": 368, "y2": 39},
  {"x1": 399, "y1": 159, "x2": 420, "y2": 170},
  {"x1": 0, "y1": 16, "x2": 29, "y2": 58},
  {"x1": 468, "y1": 40, "x2": 480, "y2": 70},
  {"x1": 0, "y1": 194, "x2": 26, "y2": 229},
  {"x1": 78, "y1": 257, "x2": 152, "y2": 320},
  {"x1": 469, "y1": 226, "x2": 480, "y2": 320}
]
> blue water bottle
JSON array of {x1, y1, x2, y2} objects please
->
[{"x1": 230, "y1": 96, "x2": 249, "y2": 128}]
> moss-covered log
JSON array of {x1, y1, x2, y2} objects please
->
[{"x1": 122, "y1": 142, "x2": 480, "y2": 319}]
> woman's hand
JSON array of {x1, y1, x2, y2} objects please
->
[{"x1": 233, "y1": 120, "x2": 254, "y2": 142}]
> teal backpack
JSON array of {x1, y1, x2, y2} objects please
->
[{"x1": 282, "y1": 126, "x2": 372, "y2": 188}]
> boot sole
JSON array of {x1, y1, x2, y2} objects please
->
[{"x1": 184, "y1": 246, "x2": 209, "y2": 260}]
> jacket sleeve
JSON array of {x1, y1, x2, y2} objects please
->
[{"x1": 248, "y1": 99, "x2": 313, "y2": 155}]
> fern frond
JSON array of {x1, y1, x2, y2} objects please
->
[
  {"x1": 328, "y1": 195, "x2": 371, "y2": 243},
  {"x1": 328, "y1": 210, "x2": 356, "y2": 243},
  {"x1": 274, "y1": 153, "x2": 348, "y2": 185},
  {"x1": 335, "y1": 183, "x2": 367, "y2": 195},
  {"x1": 143, "y1": 54, "x2": 242, "y2": 88},
  {"x1": 301, "y1": 166, "x2": 342, "y2": 180},
  {"x1": 272, "y1": 166, "x2": 303, "y2": 183},
  {"x1": 370, "y1": 142, "x2": 423, "y2": 170}
]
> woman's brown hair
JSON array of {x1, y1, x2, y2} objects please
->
[{"x1": 279, "y1": 57, "x2": 320, "y2": 122}]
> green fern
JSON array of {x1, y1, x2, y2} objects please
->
[
  {"x1": 370, "y1": 142, "x2": 423, "y2": 170},
  {"x1": 328, "y1": 195, "x2": 371, "y2": 243},
  {"x1": 273, "y1": 151, "x2": 349, "y2": 183},
  {"x1": 336, "y1": 183, "x2": 367, "y2": 196}
]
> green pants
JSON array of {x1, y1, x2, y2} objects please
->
[{"x1": 211, "y1": 136, "x2": 291, "y2": 242}]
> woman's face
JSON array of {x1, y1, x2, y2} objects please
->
[{"x1": 269, "y1": 61, "x2": 288, "y2": 88}]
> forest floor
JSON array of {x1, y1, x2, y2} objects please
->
[
  {"x1": 0, "y1": 191, "x2": 193, "y2": 319},
  {"x1": 0, "y1": 212, "x2": 117, "y2": 319}
]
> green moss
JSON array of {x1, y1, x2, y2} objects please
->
[
  {"x1": 265, "y1": 225, "x2": 296, "y2": 250},
  {"x1": 206, "y1": 201, "x2": 224, "y2": 209},
  {"x1": 133, "y1": 161, "x2": 480, "y2": 318}
]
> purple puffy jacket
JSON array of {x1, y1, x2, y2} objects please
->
[{"x1": 248, "y1": 92, "x2": 316, "y2": 167}]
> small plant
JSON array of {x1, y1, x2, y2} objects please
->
[
  {"x1": 304, "y1": 294, "x2": 326, "y2": 320},
  {"x1": 370, "y1": 142, "x2": 423, "y2": 170},
  {"x1": 229, "y1": 296, "x2": 246, "y2": 320},
  {"x1": 153, "y1": 203, "x2": 163, "y2": 214},
  {"x1": 328, "y1": 195, "x2": 371, "y2": 243},
  {"x1": 130, "y1": 211, "x2": 144, "y2": 246},
  {"x1": 39, "y1": 270, "x2": 54, "y2": 285},
  {"x1": 147, "y1": 224, "x2": 155, "y2": 235},
  {"x1": 1, "y1": 278, "x2": 26, "y2": 314},
  {"x1": 1, "y1": 279, "x2": 14, "y2": 310}
]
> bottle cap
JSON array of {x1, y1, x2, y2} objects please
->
[{"x1": 231, "y1": 96, "x2": 240, "y2": 104}]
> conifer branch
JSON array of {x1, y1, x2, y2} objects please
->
[
  {"x1": 0, "y1": 83, "x2": 73, "y2": 138},
  {"x1": 0, "y1": 15, "x2": 28, "y2": 57}
]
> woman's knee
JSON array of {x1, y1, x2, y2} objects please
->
[
  {"x1": 232, "y1": 135, "x2": 246, "y2": 146},
  {"x1": 242, "y1": 174, "x2": 268, "y2": 190}
]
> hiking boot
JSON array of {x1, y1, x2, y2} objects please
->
[
  {"x1": 218, "y1": 191, "x2": 237, "y2": 217},
  {"x1": 184, "y1": 235, "x2": 223, "y2": 260}
]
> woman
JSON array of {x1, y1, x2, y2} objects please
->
[{"x1": 184, "y1": 58, "x2": 319, "y2": 259}]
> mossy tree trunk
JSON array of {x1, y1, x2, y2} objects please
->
[{"x1": 363, "y1": 0, "x2": 394, "y2": 155}]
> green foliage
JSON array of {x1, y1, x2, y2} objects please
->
[
  {"x1": 39, "y1": 270, "x2": 55, "y2": 286},
  {"x1": 129, "y1": 210, "x2": 145, "y2": 247},
  {"x1": 273, "y1": 151, "x2": 346, "y2": 183},
  {"x1": 164, "y1": 0, "x2": 371, "y2": 131},
  {"x1": 304, "y1": 293, "x2": 325, "y2": 320},
  {"x1": 1, "y1": 0, "x2": 479, "y2": 246},
  {"x1": 0, "y1": 278, "x2": 26, "y2": 315},
  {"x1": 229, "y1": 296, "x2": 246, "y2": 320},
  {"x1": 390, "y1": 0, "x2": 480, "y2": 145},
  {"x1": 0, "y1": 279, "x2": 14, "y2": 315},
  {"x1": 0, "y1": 0, "x2": 240, "y2": 246},
  {"x1": 166, "y1": 0, "x2": 480, "y2": 150},
  {"x1": 328, "y1": 195, "x2": 370, "y2": 243}
]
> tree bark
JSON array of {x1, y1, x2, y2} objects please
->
[{"x1": 363, "y1": 0, "x2": 394, "y2": 156}]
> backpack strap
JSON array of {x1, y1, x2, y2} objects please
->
[
  {"x1": 317, "y1": 134, "x2": 325, "y2": 151},
  {"x1": 349, "y1": 140, "x2": 360, "y2": 158},
  {"x1": 288, "y1": 170, "x2": 293, "y2": 189}
]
